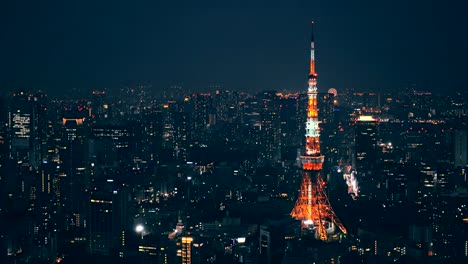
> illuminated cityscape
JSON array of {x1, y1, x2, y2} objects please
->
[{"x1": 1, "y1": 2, "x2": 468, "y2": 264}]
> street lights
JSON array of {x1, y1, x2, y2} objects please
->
[{"x1": 135, "y1": 224, "x2": 144, "y2": 239}]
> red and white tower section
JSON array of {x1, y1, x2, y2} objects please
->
[
  {"x1": 303, "y1": 22, "x2": 322, "y2": 170},
  {"x1": 290, "y1": 22, "x2": 347, "y2": 241}
]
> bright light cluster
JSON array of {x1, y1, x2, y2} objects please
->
[{"x1": 343, "y1": 166, "x2": 359, "y2": 199}]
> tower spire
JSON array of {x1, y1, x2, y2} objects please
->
[
  {"x1": 309, "y1": 21, "x2": 316, "y2": 77},
  {"x1": 290, "y1": 22, "x2": 347, "y2": 241}
]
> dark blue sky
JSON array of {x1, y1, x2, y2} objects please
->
[{"x1": 1, "y1": 0, "x2": 466, "y2": 95}]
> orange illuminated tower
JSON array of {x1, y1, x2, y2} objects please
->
[{"x1": 290, "y1": 22, "x2": 347, "y2": 241}]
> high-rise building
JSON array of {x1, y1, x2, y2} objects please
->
[
  {"x1": 0, "y1": 95, "x2": 8, "y2": 185},
  {"x1": 174, "y1": 112, "x2": 190, "y2": 162},
  {"x1": 88, "y1": 191, "x2": 114, "y2": 256},
  {"x1": 192, "y1": 93, "x2": 213, "y2": 142},
  {"x1": 161, "y1": 101, "x2": 177, "y2": 153},
  {"x1": 60, "y1": 116, "x2": 88, "y2": 227},
  {"x1": 141, "y1": 109, "x2": 163, "y2": 163},
  {"x1": 412, "y1": 90, "x2": 433, "y2": 118},
  {"x1": 355, "y1": 115, "x2": 378, "y2": 199},
  {"x1": 88, "y1": 182, "x2": 128, "y2": 257},
  {"x1": 7, "y1": 91, "x2": 49, "y2": 167},
  {"x1": 259, "y1": 224, "x2": 286, "y2": 264},
  {"x1": 9, "y1": 92, "x2": 35, "y2": 164},
  {"x1": 3, "y1": 92, "x2": 45, "y2": 212},
  {"x1": 277, "y1": 93, "x2": 301, "y2": 148},
  {"x1": 33, "y1": 90, "x2": 49, "y2": 164},
  {"x1": 454, "y1": 130, "x2": 468, "y2": 167},
  {"x1": 317, "y1": 92, "x2": 335, "y2": 124},
  {"x1": 352, "y1": 92, "x2": 380, "y2": 111},
  {"x1": 90, "y1": 124, "x2": 131, "y2": 166},
  {"x1": 258, "y1": 91, "x2": 281, "y2": 165},
  {"x1": 180, "y1": 236, "x2": 193, "y2": 264},
  {"x1": 160, "y1": 101, "x2": 191, "y2": 161},
  {"x1": 91, "y1": 90, "x2": 107, "y2": 120}
]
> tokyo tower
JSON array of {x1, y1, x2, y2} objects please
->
[{"x1": 290, "y1": 22, "x2": 347, "y2": 241}]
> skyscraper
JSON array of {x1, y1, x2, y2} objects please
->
[
  {"x1": 355, "y1": 115, "x2": 378, "y2": 199},
  {"x1": 0, "y1": 95, "x2": 7, "y2": 181},
  {"x1": 88, "y1": 182, "x2": 128, "y2": 257},
  {"x1": 258, "y1": 91, "x2": 281, "y2": 165},
  {"x1": 454, "y1": 130, "x2": 468, "y2": 167},
  {"x1": 9, "y1": 91, "x2": 34, "y2": 164},
  {"x1": 180, "y1": 236, "x2": 193, "y2": 264}
]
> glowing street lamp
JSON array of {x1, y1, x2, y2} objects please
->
[{"x1": 135, "y1": 224, "x2": 144, "y2": 239}]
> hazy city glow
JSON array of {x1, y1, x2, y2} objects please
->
[{"x1": 0, "y1": 4, "x2": 467, "y2": 263}]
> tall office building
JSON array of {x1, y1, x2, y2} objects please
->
[
  {"x1": 192, "y1": 93, "x2": 213, "y2": 142},
  {"x1": 90, "y1": 124, "x2": 131, "y2": 166},
  {"x1": 317, "y1": 92, "x2": 335, "y2": 124},
  {"x1": 180, "y1": 236, "x2": 193, "y2": 264},
  {"x1": 355, "y1": 115, "x2": 378, "y2": 199},
  {"x1": 91, "y1": 90, "x2": 107, "y2": 120},
  {"x1": 59, "y1": 102, "x2": 90, "y2": 233},
  {"x1": 9, "y1": 92, "x2": 34, "y2": 163},
  {"x1": 7, "y1": 91, "x2": 49, "y2": 167},
  {"x1": 412, "y1": 90, "x2": 433, "y2": 118},
  {"x1": 160, "y1": 101, "x2": 191, "y2": 161},
  {"x1": 278, "y1": 93, "x2": 301, "y2": 148},
  {"x1": 88, "y1": 182, "x2": 128, "y2": 257},
  {"x1": 454, "y1": 130, "x2": 468, "y2": 167},
  {"x1": 174, "y1": 112, "x2": 190, "y2": 162},
  {"x1": 30, "y1": 161, "x2": 61, "y2": 260},
  {"x1": 141, "y1": 110, "x2": 163, "y2": 163},
  {"x1": 0, "y1": 95, "x2": 7, "y2": 184},
  {"x1": 258, "y1": 91, "x2": 281, "y2": 165}
]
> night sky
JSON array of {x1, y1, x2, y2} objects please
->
[{"x1": 1, "y1": 0, "x2": 466, "y2": 95}]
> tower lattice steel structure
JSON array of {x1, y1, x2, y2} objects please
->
[{"x1": 290, "y1": 22, "x2": 347, "y2": 241}]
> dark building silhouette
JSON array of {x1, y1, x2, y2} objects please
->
[
  {"x1": 88, "y1": 182, "x2": 129, "y2": 257},
  {"x1": 355, "y1": 116, "x2": 378, "y2": 199}
]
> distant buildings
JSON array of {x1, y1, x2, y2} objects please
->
[{"x1": 0, "y1": 83, "x2": 466, "y2": 263}]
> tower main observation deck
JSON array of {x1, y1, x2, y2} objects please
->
[{"x1": 290, "y1": 22, "x2": 347, "y2": 242}]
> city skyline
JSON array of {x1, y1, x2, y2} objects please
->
[
  {"x1": 2, "y1": 69, "x2": 467, "y2": 263},
  {"x1": 2, "y1": 0, "x2": 466, "y2": 95}
]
